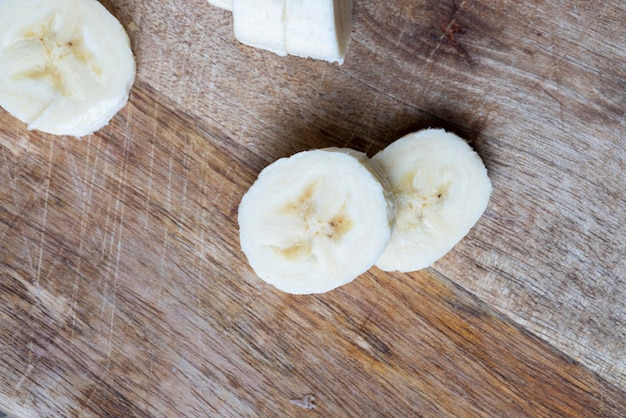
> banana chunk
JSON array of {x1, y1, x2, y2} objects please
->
[
  {"x1": 238, "y1": 149, "x2": 395, "y2": 294},
  {"x1": 233, "y1": 0, "x2": 287, "y2": 56},
  {"x1": 0, "y1": 0, "x2": 136, "y2": 137},
  {"x1": 215, "y1": 0, "x2": 352, "y2": 64},
  {"x1": 373, "y1": 129, "x2": 492, "y2": 272},
  {"x1": 285, "y1": 0, "x2": 352, "y2": 63},
  {"x1": 208, "y1": 0, "x2": 233, "y2": 12}
]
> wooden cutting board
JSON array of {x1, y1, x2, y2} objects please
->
[{"x1": 1, "y1": 0, "x2": 625, "y2": 416}]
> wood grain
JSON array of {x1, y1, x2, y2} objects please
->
[
  {"x1": 1, "y1": 82, "x2": 625, "y2": 416},
  {"x1": 1, "y1": 0, "x2": 625, "y2": 416}
]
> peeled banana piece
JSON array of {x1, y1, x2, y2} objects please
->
[
  {"x1": 285, "y1": 0, "x2": 353, "y2": 63},
  {"x1": 373, "y1": 129, "x2": 492, "y2": 272},
  {"x1": 208, "y1": 0, "x2": 233, "y2": 12},
  {"x1": 238, "y1": 148, "x2": 395, "y2": 294},
  {"x1": 0, "y1": 0, "x2": 136, "y2": 137},
  {"x1": 233, "y1": 0, "x2": 287, "y2": 57},
  {"x1": 210, "y1": 0, "x2": 352, "y2": 64}
]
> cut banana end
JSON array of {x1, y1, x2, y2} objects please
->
[
  {"x1": 238, "y1": 148, "x2": 395, "y2": 294},
  {"x1": 233, "y1": 0, "x2": 287, "y2": 56},
  {"x1": 285, "y1": 0, "x2": 353, "y2": 64},
  {"x1": 231, "y1": 0, "x2": 352, "y2": 64},
  {"x1": 0, "y1": 0, "x2": 136, "y2": 137},
  {"x1": 373, "y1": 129, "x2": 492, "y2": 273},
  {"x1": 208, "y1": 0, "x2": 233, "y2": 12}
]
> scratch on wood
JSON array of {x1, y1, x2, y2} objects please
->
[
  {"x1": 154, "y1": 147, "x2": 176, "y2": 299},
  {"x1": 100, "y1": 282, "x2": 109, "y2": 320},
  {"x1": 72, "y1": 135, "x2": 94, "y2": 339},
  {"x1": 551, "y1": 50, "x2": 569, "y2": 130},
  {"x1": 10, "y1": 267, "x2": 71, "y2": 321},
  {"x1": 17, "y1": 155, "x2": 82, "y2": 287},
  {"x1": 125, "y1": 101, "x2": 132, "y2": 136},
  {"x1": 35, "y1": 141, "x2": 54, "y2": 290},
  {"x1": 105, "y1": 305, "x2": 116, "y2": 372},
  {"x1": 64, "y1": 142, "x2": 88, "y2": 202},
  {"x1": 337, "y1": 66, "x2": 424, "y2": 122},
  {"x1": 342, "y1": 65, "x2": 394, "y2": 153},
  {"x1": 145, "y1": 136, "x2": 156, "y2": 225},
  {"x1": 392, "y1": 6, "x2": 412, "y2": 51},
  {"x1": 315, "y1": 65, "x2": 329, "y2": 98},
  {"x1": 20, "y1": 231, "x2": 37, "y2": 279},
  {"x1": 86, "y1": 137, "x2": 107, "y2": 249},
  {"x1": 221, "y1": 281, "x2": 266, "y2": 338},
  {"x1": 211, "y1": 166, "x2": 233, "y2": 212},
  {"x1": 148, "y1": 349, "x2": 157, "y2": 404},
  {"x1": 70, "y1": 280, "x2": 79, "y2": 339},
  {"x1": 42, "y1": 246, "x2": 70, "y2": 285},
  {"x1": 440, "y1": 21, "x2": 470, "y2": 59},
  {"x1": 145, "y1": 103, "x2": 159, "y2": 230},
  {"x1": 194, "y1": 175, "x2": 213, "y2": 353},
  {"x1": 526, "y1": 47, "x2": 572, "y2": 132},
  {"x1": 358, "y1": 290, "x2": 388, "y2": 332},
  {"x1": 1, "y1": 146, "x2": 18, "y2": 206},
  {"x1": 341, "y1": 133, "x2": 356, "y2": 150},
  {"x1": 425, "y1": 0, "x2": 469, "y2": 64},
  {"x1": 0, "y1": 208, "x2": 23, "y2": 249},
  {"x1": 106, "y1": 125, "x2": 132, "y2": 369},
  {"x1": 167, "y1": 148, "x2": 174, "y2": 213},
  {"x1": 157, "y1": 227, "x2": 169, "y2": 299},
  {"x1": 100, "y1": 192, "x2": 113, "y2": 260},
  {"x1": 83, "y1": 128, "x2": 133, "y2": 417},
  {"x1": 178, "y1": 152, "x2": 190, "y2": 235},
  {"x1": 88, "y1": 136, "x2": 102, "y2": 206},
  {"x1": 363, "y1": 94, "x2": 383, "y2": 154},
  {"x1": 15, "y1": 364, "x2": 34, "y2": 391},
  {"x1": 541, "y1": 86, "x2": 566, "y2": 131},
  {"x1": 615, "y1": 110, "x2": 626, "y2": 132}
]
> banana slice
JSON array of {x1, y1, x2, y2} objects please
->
[
  {"x1": 230, "y1": 0, "x2": 352, "y2": 64},
  {"x1": 238, "y1": 148, "x2": 395, "y2": 294},
  {"x1": 0, "y1": 0, "x2": 136, "y2": 137},
  {"x1": 373, "y1": 129, "x2": 492, "y2": 272}
]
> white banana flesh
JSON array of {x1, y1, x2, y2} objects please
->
[
  {"x1": 212, "y1": 0, "x2": 352, "y2": 64},
  {"x1": 0, "y1": 0, "x2": 136, "y2": 137},
  {"x1": 208, "y1": 0, "x2": 233, "y2": 12},
  {"x1": 285, "y1": 0, "x2": 352, "y2": 63},
  {"x1": 373, "y1": 129, "x2": 492, "y2": 272},
  {"x1": 233, "y1": 0, "x2": 287, "y2": 57},
  {"x1": 238, "y1": 148, "x2": 395, "y2": 294}
]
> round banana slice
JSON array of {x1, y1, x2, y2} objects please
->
[
  {"x1": 0, "y1": 0, "x2": 136, "y2": 137},
  {"x1": 238, "y1": 148, "x2": 395, "y2": 294},
  {"x1": 373, "y1": 129, "x2": 492, "y2": 272}
]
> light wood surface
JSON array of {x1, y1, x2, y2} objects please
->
[{"x1": 1, "y1": 0, "x2": 625, "y2": 416}]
